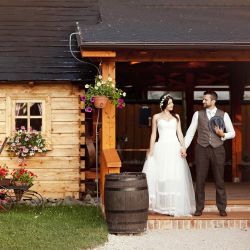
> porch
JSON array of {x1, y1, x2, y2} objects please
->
[{"x1": 148, "y1": 182, "x2": 250, "y2": 230}]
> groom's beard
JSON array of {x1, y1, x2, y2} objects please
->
[{"x1": 203, "y1": 103, "x2": 212, "y2": 108}]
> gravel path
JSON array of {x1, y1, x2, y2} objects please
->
[{"x1": 94, "y1": 228, "x2": 250, "y2": 250}]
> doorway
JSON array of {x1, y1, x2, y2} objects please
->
[{"x1": 116, "y1": 62, "x2": 235, "y2": 181}]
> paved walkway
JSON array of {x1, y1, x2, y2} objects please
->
[{"x1": 94, "y1": 228, "x2": 250, "y2": 250}]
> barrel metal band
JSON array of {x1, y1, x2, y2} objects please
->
[
  {"x1": 105, "y1": 208, "x2": 148, "y2": 214},
  {"x1": 106, "y1": 177, "x2": 145, "y2": 182},
  {"x1": 105, "y1": 186, "x2": 147, "y2": 191},
  {"x1": 108, "y1": 221, "x2": 147, "y2": 225}
]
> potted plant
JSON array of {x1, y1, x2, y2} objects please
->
[
  {"x1": 11, "y1": 161, "x2": 37, "y2": 187},
  {"x1": 6, "y1": 127, "x2": 48, "y2": 159},
  {"x1": 11, "y1": 161, "x2": 37, "y2": 201},
  {"x1": 0, "y1": 163, "x2": 10, "y2": 186},
  {"x1": 81, "y1": 75, "x2": 126, "y2": 112}
]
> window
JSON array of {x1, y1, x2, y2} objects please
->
[
  {"x1": 194, "y1": 86, "x2": 230, "y2": 101},
  {"x1": 147, "y1": 91, "x2": 183, "y2": 100},
  {"x1": 6, "y1": 96, "x2": 51, "y2": 146},
  {"x1": 15, "y1": 102, "x2": 43, "y2": 131},
  {"x1": 243, "y1": 86, "x2": 250, "y2": 101}
]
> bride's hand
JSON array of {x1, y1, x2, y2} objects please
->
[{"x1": 180, "y1": 148, "x2": 187, "y2": 158}]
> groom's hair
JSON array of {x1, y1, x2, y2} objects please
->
[{"x1": 203, "y1": 90, "x2": 218, "y2": 101}]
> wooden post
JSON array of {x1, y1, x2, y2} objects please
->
[
  {"x1": 230, "y1": 63, "x2": 245, "y2": 182},
  {"x1": 100, "y1": 60, "x2": 120, "y2": 203}
]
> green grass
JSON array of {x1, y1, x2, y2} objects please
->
[{"x1": 0, "y1": 205, "x2": 108, "y2": 250}]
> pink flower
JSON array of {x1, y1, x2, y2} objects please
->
[
  {"x1": 81, "y1": 96, "x2": 86, "y2": 102},
  {"x1": 118, "y1": 99, "x2": 124, "y2": 103},
  {"x1": 85, "y1": 107, "x2": 93, "y2": 112}
]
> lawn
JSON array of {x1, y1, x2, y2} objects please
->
[{"x1": 0, "y1": 205, "x2": 108, "y2": 250}]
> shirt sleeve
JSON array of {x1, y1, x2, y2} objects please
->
[
  {"x1": 221, "y1": 112, "x2": 236, "y2": 141},
  {"x1": 184, "y1": 111, "x2": 198, "y2": 149}
]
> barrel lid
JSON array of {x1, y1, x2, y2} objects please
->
[{"x1": 105, "y1": 172, "x2": 146, "y2": 181}]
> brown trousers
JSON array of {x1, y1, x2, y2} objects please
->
[{"x1": 195, "y1": 144, "x2": 226, "y2": 211}]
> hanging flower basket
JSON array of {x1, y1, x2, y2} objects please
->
[
  {"x1": 81, "y1": 75, "x2": 126, "y2": 112},
  {"x1": 93, "y1": 96, "x2": 109, "y2": 108}
]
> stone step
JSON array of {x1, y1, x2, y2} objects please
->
[{"x1": 147, "y1": 211, "x2": 250, "y2": 230}]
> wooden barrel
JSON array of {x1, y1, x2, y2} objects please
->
[{"x1": 104, "y1": 172, "x2": 149, "y2": 234}]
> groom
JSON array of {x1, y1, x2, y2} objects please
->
[{"x1": 184, "y1": 90, "x2": 235, "y2": 216}]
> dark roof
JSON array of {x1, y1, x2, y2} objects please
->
[
  {"x1": 78, "y1": 0, "x2": 250, "y2": 49},
  {"x1": 0, "y1": 0, "x2": 100, "y2": 81}
]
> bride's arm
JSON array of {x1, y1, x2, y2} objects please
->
[
  {"x1": 176, "y1": 114, "x2": 187, "y2": 157},
  {"x1": 148, "y1": 114, "x2": 158, "y2": 157}
]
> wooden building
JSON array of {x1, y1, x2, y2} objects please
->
[
  {"x1": 77, "y1": 0, "x2": 250, "y2": 199},
  {"x1": 0, "y1": 0, "x2": 250, "y2": 200},
  {"x1": 0, "y1": 0, "x2": 99, "y2": 198}
]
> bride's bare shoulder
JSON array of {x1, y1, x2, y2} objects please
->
[
  {"x1": 153, "y1": 113, "x2": 162, "y2": 120},
  {"x1": 153, "y1": 113, "x2": 161, "y2": 121}
]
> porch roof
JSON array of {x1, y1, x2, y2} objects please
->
[{"x1": 77, "y1": 0, "x2": 250, "y2": 50}]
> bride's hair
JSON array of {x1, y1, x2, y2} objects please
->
[{"x1": 159, "y1": 94, "x2": 179, "y2": 121}]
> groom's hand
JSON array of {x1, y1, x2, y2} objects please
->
[{"x1": 214, "y1": 126, "x2": 225, "y2": 138}]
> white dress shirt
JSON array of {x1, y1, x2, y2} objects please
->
[{"x1": 184, "y1": 107, "x2": 236, "y2": 149}]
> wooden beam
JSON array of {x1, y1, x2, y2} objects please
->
[
  {"x1": 81, "y1": 50, "x2": 116, "y2": 58},
  {"x1": 230, "y1": 63, "x2": 245, "y2": 182},
  {"x1": 115, "y1": 50, "x2": 250, "y2": 62},
  {"x1": 103, "y1": 148, "x2": 121, "y2": 168},
  {"x1": 100, "y1": 60, "x2": 121, "y2": 204},
  {"x1": 101, "y1": 61, "x2": 116, "y2": 149}
]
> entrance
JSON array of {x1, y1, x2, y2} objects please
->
[{"x1": 115, "y1": 61, "x2": 248, "y2": 182}]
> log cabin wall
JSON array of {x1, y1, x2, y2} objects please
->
[{"x1": 0, "y1": 82, "x2": 82, "y2": 199}]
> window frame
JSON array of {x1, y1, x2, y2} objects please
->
[
  {"x1": 6, "y1": 95, "x2": 52, "y2": 146},
  {"x1": 14, "y1": 100, "x2": 44, "y2": 133}
]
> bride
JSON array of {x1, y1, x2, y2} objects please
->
[{"x1": 142, "y1": 94, "x2": 195, "y2": 216}]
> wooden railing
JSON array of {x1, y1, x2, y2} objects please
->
[{"x1": 100, "y1": 148, "x2": 121, "y2": 204}]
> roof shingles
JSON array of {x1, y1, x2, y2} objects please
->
[{"x1": 0, "y1": 0, "x2": 100, "y2": 81}]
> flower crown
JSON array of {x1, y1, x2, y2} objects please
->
[{"x1": 160, "y1": 94, "x2": 171, "y2": 108}]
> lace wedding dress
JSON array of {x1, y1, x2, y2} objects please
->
[{"x1": 142, "y1": 118, "x2": 195, "y2": 216}]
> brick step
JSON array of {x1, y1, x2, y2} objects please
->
[
  {"x1": 147, "y1": 211, "x2": 250, "y2": 230},
  {"x1": 204, "y1": 199, "x2": 250, "y2": 212}
]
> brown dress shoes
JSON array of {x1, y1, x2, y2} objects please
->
[
  {"x1": 219, "y1": 210, "x2": 227, "y2": 216},
  {"x1": 193, "y1": 210, "x2": 202, "y2": 216}
]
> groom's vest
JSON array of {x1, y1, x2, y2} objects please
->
[{"x1": 197, "y1": 109, "x2": 225, "y2": 148}]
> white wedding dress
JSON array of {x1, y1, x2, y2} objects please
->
[{"x1": 142, "y1": 118, "x2": 195, "y2": 216}]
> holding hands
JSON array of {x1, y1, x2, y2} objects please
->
[{"x1": 180, "y1": 147, "x2": 187, "y2": 158}]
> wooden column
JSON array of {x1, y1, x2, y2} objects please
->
[
  {"x1": 100, "y1": 60, "x2": 121, "y2": 203},
  {"x1": 101, "y1": 61, "x2": 116, "y2": 149},
  {"x1": 230, "y1": 63, "x2": 245, "y2": 182}
]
